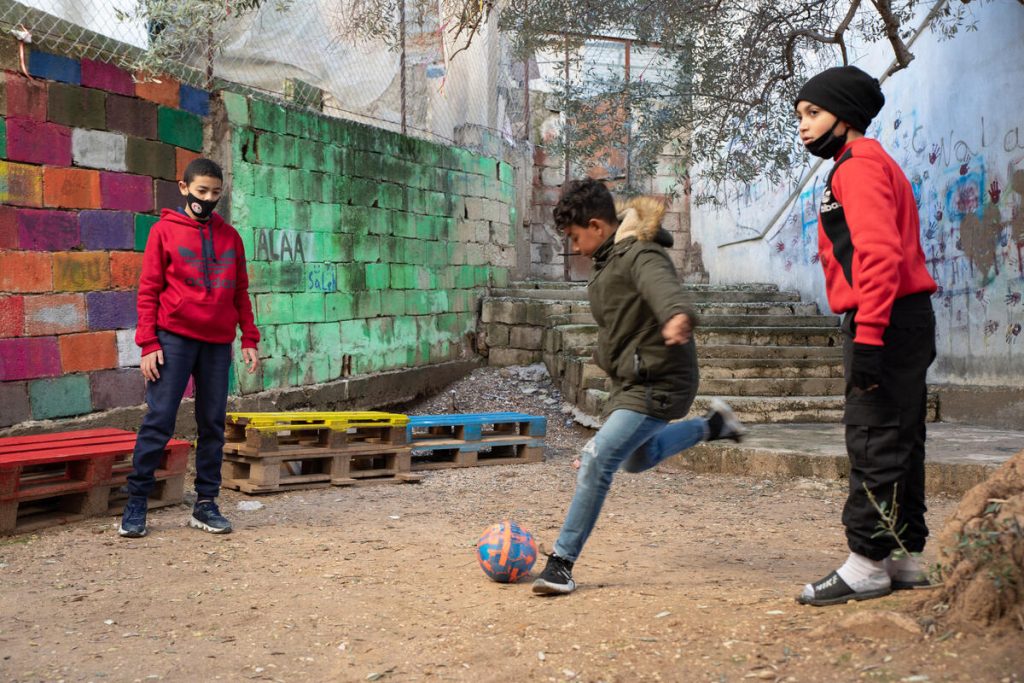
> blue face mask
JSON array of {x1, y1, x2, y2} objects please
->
[
  {"x1": 186, "y1": 193, "x2": 219, "y2": 221},
  {"x1": 804, "y1": 121, "x2": 847, "y2": 159}
]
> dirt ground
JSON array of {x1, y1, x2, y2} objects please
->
[{"x1": 1, "y1": 368, "x2": 1021, "y2": 683}]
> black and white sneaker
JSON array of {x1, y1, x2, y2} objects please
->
[
  {"x1": 705, "y1": 398, "x2": 747, "y2": 443},
  {"x1": 797, "y1": 570, "x2": 892, "y2": 607},
  {"x1": 532, "y1": 554, "x2": 576, "y2": 595},
  {"x1": 189, "y1": 499, "x2": 233, "y2": 534}
]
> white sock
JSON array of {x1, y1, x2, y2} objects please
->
[
  {"x1": 835, "y1": 552, "x2": 890, "y2": 592},
  {"x1": 885, "y1": 551, "x2": 925, "y2": 581}
]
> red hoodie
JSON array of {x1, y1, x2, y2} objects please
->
[
  {"x1": 136, "y1": 209, "x2": 260, "y2": 356},
  {"x1": 817, "y1": 138, "x2": 937, "y2": 346}
]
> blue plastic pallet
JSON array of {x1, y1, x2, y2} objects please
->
[
  {"x1": 409, "y1": 437, "x2": 546, "y2": 470},
  {"x1": 407, "y1": 412, "x2": 547, "y2": 443}
]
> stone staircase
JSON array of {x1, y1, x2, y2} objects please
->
[{"x1": 482, "y1": 281, "x2": 858, "y2": 423}]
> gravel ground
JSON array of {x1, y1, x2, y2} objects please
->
[{"x1": 0, "y1": 367, "x2": 1021, "y2": 683}]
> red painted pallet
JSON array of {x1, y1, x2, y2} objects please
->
[{"x1": 0, "y1": 429, "x2": 189, "y2": 534}]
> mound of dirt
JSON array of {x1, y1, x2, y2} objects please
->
[{"x1": 927, "y1": 449, "x2": 1024, "y2": 628}]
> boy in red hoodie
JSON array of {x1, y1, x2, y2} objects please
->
[
  {"x1": 119, "y1": 158, "x2": 260, "y2": 538},
  {"x1": 793, "y1": 67, "x2": 938, "y2": 606}
]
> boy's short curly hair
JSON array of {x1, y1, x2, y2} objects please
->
[{"x1": 553, "y1": 178, "x2": 617, "y2": 231}]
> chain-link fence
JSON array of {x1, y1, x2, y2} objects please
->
[{"x1": 0, "y1": 0, "x2": 531, "y2": 148}]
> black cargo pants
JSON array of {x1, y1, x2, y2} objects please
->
[{"x1": 841, "y1": 292, "x2": 936, "y2": 561}]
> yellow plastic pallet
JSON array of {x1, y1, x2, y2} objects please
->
[
  {"x1": 227, "y1": 411, "x2": 409, "y2": 431},
  {"x1": 225, "y1": 412, "x2": 409, "y2": 454}
]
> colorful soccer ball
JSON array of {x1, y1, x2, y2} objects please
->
[{"x1": 476, "y1": 520, "x2": 538, "y2": 583}]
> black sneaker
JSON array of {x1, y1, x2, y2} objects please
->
[
  {"x1": 189, "y1": 499, "x2": 233, "y2": 534},
  {"x1": 705, "y1": 398, "x2": 747, "y2": 442},
  {"x1": 118, "y1": 496, "x2": 148, "y2": 538},
  {"x1": 532, "y1": 554, "x2": 576, "y2": 595}
]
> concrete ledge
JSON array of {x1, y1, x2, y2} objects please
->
[
  {"x1": 0, "y1": 359, "x2": 481, "y2": 440},
  {"x1": 663, "y1": 423, "x2": 1023, "y2": 498},
  {"x1": 932, "y1": 384, "x2": 1024, "y2": 430}
]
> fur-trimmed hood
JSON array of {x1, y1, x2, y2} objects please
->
[{"x1": 613, "y1": 196, "x2": 673, "y2": 247}]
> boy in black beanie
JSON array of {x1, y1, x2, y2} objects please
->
[{"x1": 792, "y1": 66, "x2": 938, "y2": 606}]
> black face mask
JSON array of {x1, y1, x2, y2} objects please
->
[
  {"x1": 186, "y1": 193, "x2": 219, "y2": 221},
  {"x1": 804, "y1": 121, "x2": 848, "y2": 159}
]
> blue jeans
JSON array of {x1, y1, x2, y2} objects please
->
[
  {"x1": 553, "y1": 409, "x2": 708, "y2": 562},
  {"x1": 128, "y1": 330, "x2": 231, "y2": 500}
]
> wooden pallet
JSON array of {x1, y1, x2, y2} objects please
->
[
  {"x1": 410, "y1": 437, "x2": 545, "y2": 471},
  {"x1": 221, "y1": 447, "x2": 422, "y2": 494},
  {"x1": 0, "y1": 429, "x2": 189, "y2": 534},
  {"x1": 407, "y1": 413, "x2": 546, "y2": 444},
  {"x1": 225, "y1": 411, "x2": 410, "y2": 455}
]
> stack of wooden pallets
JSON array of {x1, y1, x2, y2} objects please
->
[
  {"x1": 0, "y1": 428, "x2": 188, "y2": 535},
  {"x1": 220, "y1": 411, "x2": 422, "y2": 494},
  {"x1": 406, "y1": 412, "x2": 546, "y2": 471}
]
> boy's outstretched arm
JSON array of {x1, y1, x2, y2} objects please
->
[{"x1": 630, "y1": 249, "x2": 697, "y2": 345}]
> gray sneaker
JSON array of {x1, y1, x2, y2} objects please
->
[
  {"x1": 189, "y1": 499, "x2": 232, "y2": 534},
  {"x1": 705, "y1": 398, "x2": 747, "y2": 442}
]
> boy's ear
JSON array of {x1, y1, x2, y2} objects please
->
[
  {"x1": 587, "y1": 217, "x2": 604, "y2": 231},
  {"x1": 178, "y1": 180, "x2": 189, "y2": 195}
]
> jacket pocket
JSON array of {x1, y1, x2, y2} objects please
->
[
  {"x1": 166, "y1": 300, "x2": 238, "y2": 342},
  {"x1": 843, "y1": 387, "x2": 899, "y2": 427},
  {"x1": 612, "y1": 336, "x2": 643, "y2": 382}
]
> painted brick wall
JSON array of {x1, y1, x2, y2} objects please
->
[
  {"x1": 0, "y1": 48, "x2": 208, "y2": 427},
  {"x1": 0, "y1": 43, "x2": 517, "y2": 429},
  {"x1": 221, "y1": 93, "x2": 517, "y2": 395}
]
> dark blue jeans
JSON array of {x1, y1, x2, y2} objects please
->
[{"x1": 128, "y1": 330, "x2": 232, "y2": 500}]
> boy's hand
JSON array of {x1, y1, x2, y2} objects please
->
[
  {"x1": 661, "y1": 313, "x2": 692, "y2": 345},
  {"x1": 141, "y1": 350, "x2": 164, "y2": 382},
  {"x1": 242, "y1": 347, "x2": 259, "y2": 374}
]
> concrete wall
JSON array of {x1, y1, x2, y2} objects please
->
[
  {"x1": 0, "y1": 36, "x2": 518, "y2": 430},
  {"x1": 219, "y1": 92, "x2": 517, "y2": 396},
  {"x1": 526, "y1": 103, "x2": 707, "y2": 283},
  {"x1": 692, "y1": 2, "x2": 1024, "y2": 387}
]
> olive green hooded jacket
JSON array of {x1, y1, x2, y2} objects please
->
[{"x1": 589, "y1": 196, "x2": 699, "y2": 421}]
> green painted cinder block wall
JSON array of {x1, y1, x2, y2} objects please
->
[{"x1": 221, "y1": 92, "x2": 516, "y2": 395}]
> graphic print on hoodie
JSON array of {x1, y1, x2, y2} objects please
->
[{"x1": 136, "y1": 208, "x2": 260, "y2": 356}]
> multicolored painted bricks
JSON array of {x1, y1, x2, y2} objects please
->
[
  {"x1": 28, "y1": 50, "x2": 81, "y2": 85},
  {"x1": 5, "y1": 75, "x2": 47, "y2": 120},
  {"x1": 0, "y1": 161, "x2": 44, "y2": 207},
  {"x1": 0, "y1": 336, "x2": 62, "y2": 381},
  {"x1": 86, "y1": 290, "x2": 137, "y2": 330},
  {"x1": 90, "y1": 368, "x2": 145, "y2": 410},
  {"x1": 17, "y1": 209, "x2": 80, "y2": 251},
  {"x1": 133, "y1": 73, "x2": 180, "y2": 108},
  {"x1": 79, "y1": 210, "x2": 135, "y2": 250},
  {"x1": 0, "y1": 295, "x2": 24, "y2": 338},
  {"x1": 53, "y1": 252, "x2": 111, "y2": 291},
  {"x1": 0, "y1": 251, "x2": 52, "y2": 292},
  {"x1": 24, "y1": 293, "x2": 87, "y2": 335},
  {"x1": 6, "y1": 118, "x2": 72, "y2": 166},
  {"x1": 47, "y1": 82, "x2": 106, "y2": 129},
  {"x1": 109, "y1": 251, "x2": 144, "y2": 289},
  {"x1": 29, "y1": 374, "x2": 92, "y2": 419},
  {"x1": 59, "y1": 330, "x2": 118, "y2": 372},
  {"x1": 100, "y1": 172, "x2": 154, "y2": 212},
  {"x1": 106, "y1": 94, "x2": 157, "y2": 139},
  {"x1": 43, "y1": 167, "x2": 102, "y2": 209},
  {"x1": 80, "y1": 59, "x2": 134, "y2": 96}
]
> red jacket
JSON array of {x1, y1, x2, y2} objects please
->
[
  {"x1": 817, "y1": 138, "x2": 937, "y2": 346},
  {"x1": 136, "y1": 209, "x2": 260, "y2": 356}
]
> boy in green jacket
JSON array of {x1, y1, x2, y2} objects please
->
[{"x1": 532, "y1": 178, "x2": 745, "y2": 596}]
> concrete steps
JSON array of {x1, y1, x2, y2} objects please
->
[{"x1": 481, "y1": 281, "x2": 850, "y2": 424}]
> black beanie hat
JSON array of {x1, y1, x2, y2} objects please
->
[{"x1": 794, "y1": 66, "x2": 885, "y2": 132}]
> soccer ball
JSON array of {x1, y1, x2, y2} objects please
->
[{"x1": 476, "y1": 520, "x2": 537, "y2": 583}]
